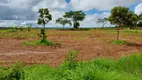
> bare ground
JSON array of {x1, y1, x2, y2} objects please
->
[{"x1": 0, "y1": 29, "x2": 142, "y2": 67}]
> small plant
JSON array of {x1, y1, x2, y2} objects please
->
[
  {"x1": 64, "y1": 50, "x2": 79, "y2": 70},
  {"x1": 27, "y1": 24, "x2": 32, "y2": 31},
  {"x1": 3, "y1": 62, "x2": 25, "y2": 80},
  {"x1": 37, "y1": 8, "x2": 52, "y2": 45}
]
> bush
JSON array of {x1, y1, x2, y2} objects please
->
[
  {"x1": 63, "y1": 50, "x2": 78, "y2": 70},
  {"x1": 0, "y1": 63, "x2": 25, "y2": 80}
]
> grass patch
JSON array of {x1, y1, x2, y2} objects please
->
[
  {"x1": 110, "y1": 40, "x2": 127, "y2": 45},
  {"x1": 22, "y1": 40, "x2": 62, "y2": 48},
  {"x1": 22, "y1": 40, "x2": 55, "y2": 46},
  {"x1": 123, "y1": 29, "x2": 142, "y2": 34},
  {"x1": 22, "y1": 40, "x2": 40, "y2": 46}
]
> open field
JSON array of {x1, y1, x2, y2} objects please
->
[{"x1": 0, "y1": 28, "x2": 142, "y2": 67}]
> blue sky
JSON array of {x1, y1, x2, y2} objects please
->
[
  {"x1": 65, "y1": 0, "x2": 140, "y2": 15},
  {"x1": 0, "y1": 0, "x2": 141, "y2": 27}
]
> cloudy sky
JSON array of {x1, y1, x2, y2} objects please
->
[{"x1": 0, "y1": 0, "x2": 142, "y2": 27}]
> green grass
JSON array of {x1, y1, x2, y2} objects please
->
[
  {"x1": 123, "y1": 29, "x2": 142, "y2": 34},
  {"x1": 110, "y1": 40, "x2": 127, "y2": 45},
  {"x1": 0, "y1": 53, "x2": 142, "y2": 80}
]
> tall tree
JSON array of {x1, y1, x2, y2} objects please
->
[
  {"x1": 37, "y1": 8, "x2": 52, "y2": 43},
  {"x1": 125, "y1": 11, "x2": 138, "y2": 29},
  {"x1": 63, "y1": 10, "x2": 86, "y2": 29},
  {"x1": 97, "y1": 18, "x2": 108, "y2": 28},
  {"x1": 137, "y1": 14, "x2": 142, "y2": 27},
  {"x1": 56, "y1": 18, "x2": 72, "y2": 29},
  {"x1": 108, "y1": 6, "x2": 130, "y2": 41}
]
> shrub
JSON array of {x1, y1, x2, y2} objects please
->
[
  {"x1": 1, "y1": 63, "x2": 25, "y2": 80},
  {"x1": 63, "y1": 50, "x2": 78, "y2": 70}
]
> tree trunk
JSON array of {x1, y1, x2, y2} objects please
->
[
  {"x1": 102, "y1": 24, "x2": 105, "y2": 29},
  {"x1": 117, "y1": 25, "x2": 120, "y2": 41}
]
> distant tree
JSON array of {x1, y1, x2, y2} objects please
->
[
  {"x1": 37, "y1": 8, "x2": 52, "y2": 43},
  {"x1": 137, "y1": 14, "x2": 142, "y2": 27},
  {"x1": 27, "y1": 24, "x2": 32, "y2": 31},
  {"x1": 108, "y1": 6, "x2": 133, "y2": 41},
  {"x1": 63, "y1": 10, "x2": 86, "y2": 29},
  {"x1": 97, "y1": 18, "x2": 108, "y2": 28},
  {"x1": 19, "y1": 26, "x2": 25, "y2": 31},
  {"x1": 56, "y1": 18, "x2": 72, "y2": 29},
  {"x1": 125, "y1": 11, "x2": 138, "y2": 29}
]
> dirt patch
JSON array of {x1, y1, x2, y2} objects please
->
[{"x1": 0, "y1": 29, "x2": 142, "y2": 67}]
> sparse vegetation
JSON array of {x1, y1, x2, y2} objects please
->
[
  {"x1": 22, "y1": 40, "x2": 55, "y2": 46},
  {"x1": 110, "y1": 40, "x2": 127, "y2": 45}
]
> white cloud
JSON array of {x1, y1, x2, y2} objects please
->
[
  {"x1": 70, "y1": 0, "x2": 141, "y2": 11},
  {"x1": 0, "y1": 12, "x2": 112, "y2": 28},
  {"x1": 80, "y1": 12, "x2": 111, "y2": 27},
  {"x1": 0, "y1": 0, "x2": 31, "y2": 9},
  {"x1": 135, "y1": 3, "x2": 142, "y2": 15},
  {"x1": 32, "y1": 0, "x2": 68, "y2": 12},
  {"x1": 0, "y1": 0, "x2": 141, "y2": 28}
]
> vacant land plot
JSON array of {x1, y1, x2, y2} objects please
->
[{"x1": 0, "y1": 29, "x2": 142, "y2": 66}]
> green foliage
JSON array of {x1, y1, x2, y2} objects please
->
[
  {"x1": 27, "y1": 25, "x2": 32, "y2": 31},
  {"x1": 19, "y1": 26, "x2": 25, "y2": 31},
  {"x1": 108, "y1": 6, "x2": 129, "y2": 26},
  {"x1": 137, "y1": 14, "x2": 142, "y2": 27},
  {"x1": 63, "y1": 10, "x2": 86, "y2": 29},
  {"x1": 117, "y1": 53, "x2": 142, "y2": 78},
  {"x1": 56, "y1": 18, "x2": 72, "y2": 29},
  {"x1": 8, "y1": 26, "x2": 16, "y2": 32},
  {"x1": 108, "y1": 6, "x2": 137, "y2": 27},
  {"x1": 108, "y1": 6, "x2": 138, "y2": 41},
  {"x1": 37, "y1": 8, "x2": 52, "y2": 43},
  {"x1": 37, "y1": 8, "x2": 52, "y2": 27},
  {"x1": 73, "y1": 21, "x2": 80, "y2": 29},
  {"x1": 38, "y1": 29, "x2": 47, "y2": 42},
  {"x1": 22, "y1": 40, "x2": 40, "y2": 46},
  {"x1": 0, "y1": 63, "x2": 25, "y2": 80},
  {"x1": 1, "y1": 53, "x2": 142, "y2": 80},
  {"x1": 63, "y1": 50, "x2": 78, "y2": 70}
]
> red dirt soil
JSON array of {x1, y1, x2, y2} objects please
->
[{"x1": 0, "y1": 30, "x2": 142, "y2": 67}]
